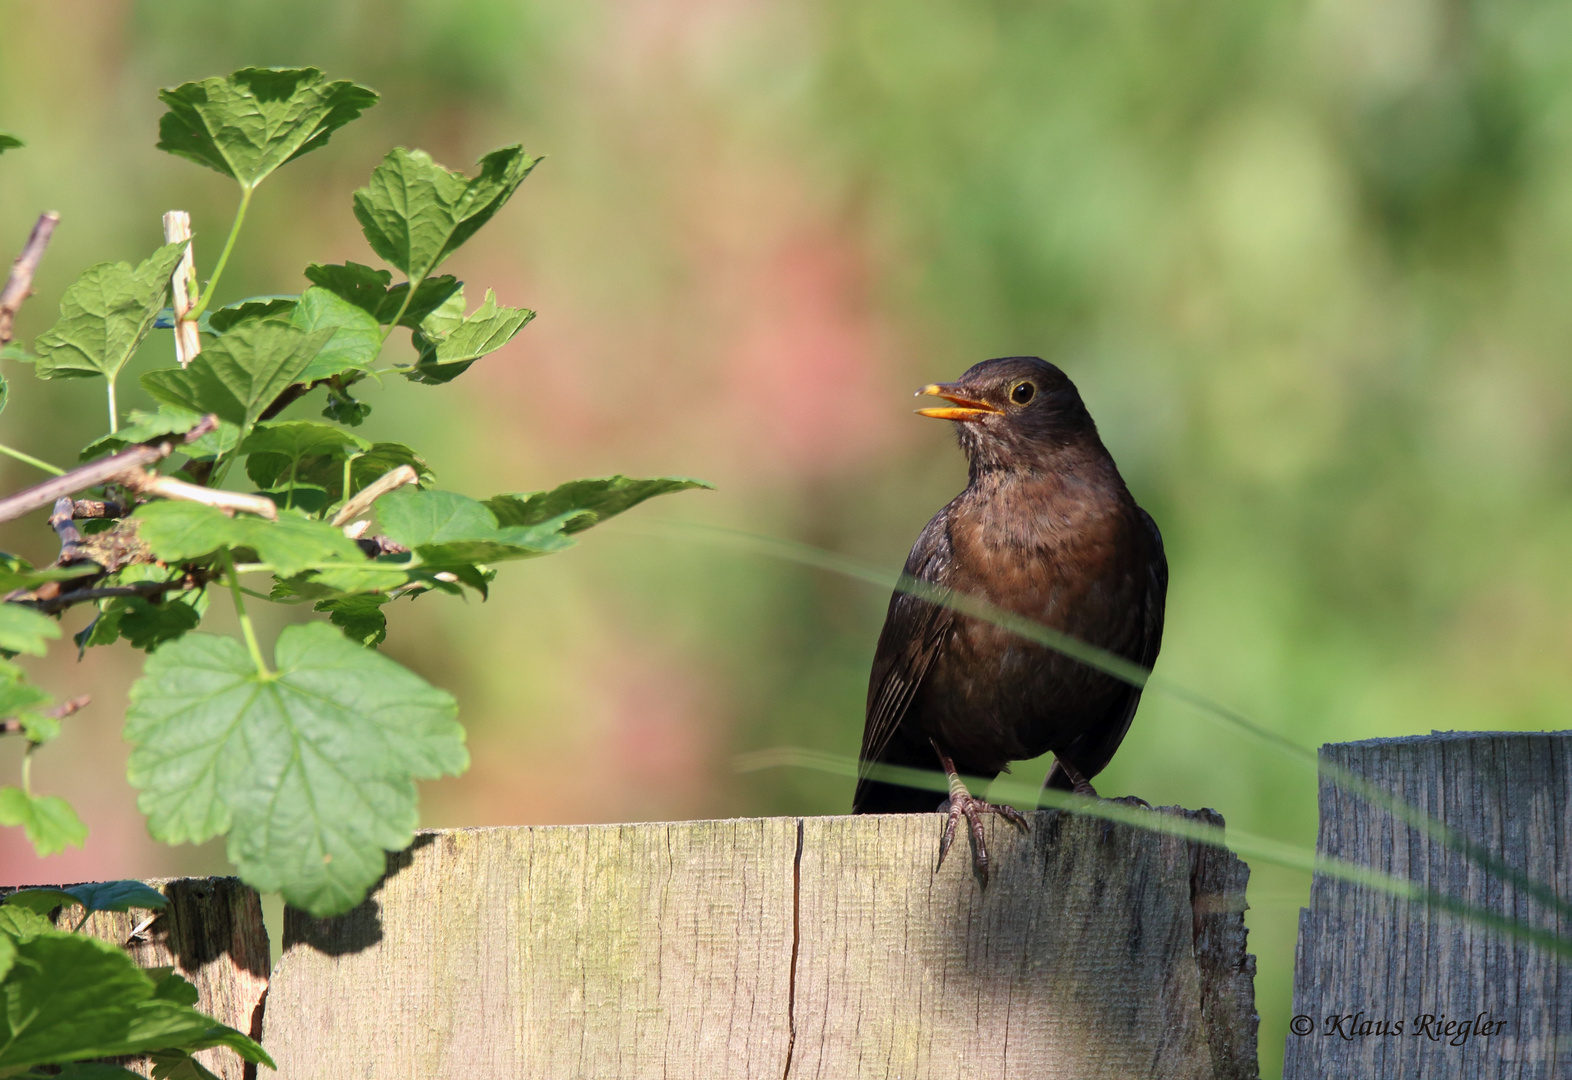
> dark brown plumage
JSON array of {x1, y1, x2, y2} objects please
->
[{"x1": 854, "y1": 356, "x2": 1167, "y2": 884}]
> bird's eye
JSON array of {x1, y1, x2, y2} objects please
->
[{"x1": 1010, "y1": 381, "x2": 1036, "y2": 405}]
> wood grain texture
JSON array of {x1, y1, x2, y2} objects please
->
[
  {"x1": 1283, "y1": 731, "x2": 1572, "y2": 1079},
  {"x1": 74, "y1": 877, "x2": 269, "y2": 1080},
  {"x1": 264, "y1": 810, "x2": 1255, "y2": 1080}
]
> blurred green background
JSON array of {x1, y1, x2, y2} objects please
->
[{"x1": 5, "y1": 0, "x2": 1572, "y2": 1073}]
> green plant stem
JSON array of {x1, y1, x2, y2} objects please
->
[
  {"x1": 106, "y1": 378, "x2": 118, "y2": 434},
  {"x1": 379, "y1": 274, "x2": 424, "y2": 345},
  {"x1": 220, "y1": 549, "x2": 271, "y2": 678},
  {"x1": 20, "y1": 745, "x2": 32, "y2": 795},
  {"x1": 188, "y1": 186, "x2": 255, "y2": 321},
  {"x1": 0, "y1": 442, "x2": 64, "y2": 476}
]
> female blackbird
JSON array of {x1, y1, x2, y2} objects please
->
[{"x1": 855, "y1": 356, "x2": 1167, "y2": 885}]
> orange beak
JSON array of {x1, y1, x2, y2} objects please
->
[{"x1": 915, "y1": 383, "x2": 1003, "y2": 422}]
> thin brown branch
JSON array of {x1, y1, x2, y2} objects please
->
[
  {"x1": 21, "y1": 572, "x2": 210, "y2": 616},
  {"x1": 331, "y1": 465, "x2": 419, "y2": 527},
  {"x1": 48, "y1": 497, "x2": 85, "y2": 563},
  {"x1": 0, "y1": 694, "x2": 90, "y2": 736},
  {"x1": 71, "y1": 498, "x2": 129, "y2": 520},
  {"x1": 0, "y1": 415, "x2": 218, "y2": 525},
  {"x1": 162, "y1": 211, "x2": 201, "y2": 366},
  {"x1": 0, "y1": 211, "x2": 60, "y2": 346},
  {"x1": 354, "y1": 535, "x2": 411, "y2": 558}
]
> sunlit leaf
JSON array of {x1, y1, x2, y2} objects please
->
[
  {"x1": 352, "y1": 145, "x2": 538, "y2": 280},
  {"x1": 125, "y1": 623, "x2": 466, "y2": 915},
  {"x1": 0, "y1": 604, "x2": 62, "y2": 656},
  {"x1": 206, "y1": 296, "x2": 296, "y2": 333},
  {"x1": 0, "y1": 787, "x2": 87, "y2": 856},
  {"x1": 289, "y1": 287, "x2": 382, "y2": 381},
  {"x1": 487, "y1": 476, "x2": 713, "y2": 534},
  {"x1": 157, "y1": 68, "x2": 377, "y2": 190},
  {"x1": 142, "y1": 320, "x2": 334, "y2": 431},
  {"x1": 0, "y1": 929, "x2": 271, "y2": 1069},
  {"x1": 31, "y1": 244, "x2": 188, "y2": 382},
  {"x1": 80, "y1": 406, "x2": 240, "y2": 463},
  {"x1": 134, "y1": 502, "x2": 362, "y2": 577},
  {"x1": 376, "y1": 488, "x2": 576, "y2": 565},
  {"x1": 407, "y1": 287, "x2": 534, "y2": 384}
]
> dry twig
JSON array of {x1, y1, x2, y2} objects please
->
[
  {"x1": 0, "y1": 694, "x2": 90, "y2": 736},
  {"x1": 331, "y1": 465, "x2": 419, "y2": 527},
  {"x1": 162, "y1": 211, "x2": 201, "y2": 366},
  {"x1": 0, "y1": 211, "x2": 59, "y2": 345}
]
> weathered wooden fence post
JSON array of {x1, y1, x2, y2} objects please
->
[
  {"x1": 1283, "y1": 731, "x2": 1572, "y2": 1079},
  {"x1": 61, "y1": 806, "x2": 1256, "y2": 1079}
]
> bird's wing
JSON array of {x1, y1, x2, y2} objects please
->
[
  {"x1": 1048, "y1": 505, "x2": 1169, "y2": 785},
  {"x1": 856, "y1": 512, "x2": 956, "y2": 787}
]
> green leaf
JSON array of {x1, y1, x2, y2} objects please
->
[
  {"x1": 0, "y1": 787, "x2": 87, "y2": 856},
  {"x1": 322, "y1": 387, "x2": 372, "y2": 426},
  {"x1": 4, "y1": 880, "x2": 168, "y2": 919},
  {"x1": 241, "y1": 419, "x2": 369, "y2": 489},
  {"x1": 304, "y1": 262, "x2": 460, "y2": 327},
  {"x1": 407, "y1": 288, "x2": 534, "y2": 385},
  {"x1": 52, "y1": 1064, "x2": 148, "y2": 1080},
  {"x1": 0, "y1": 931, "x2": 14, "y2": 983},
  {"x1": 80, "y1": 406, "x2": 240, "y2": 463},
  {"x1": 487, "y1": 475, "x2": 714, "y2": 534},
  {"x1": 0, "y1": 604, "x2": 62, "y2": 656},
  {"x1": 142, "y1": 319, "x2": 334, "y2": 432},
  {"x1": 0, "y1": 903, "x2": 54, "y2": 940},
  {"x1": 350, "y1": 442, "x2": 435, "y2": 493},
  {"x1": 0, "y1": 929, "x2": 272, "y2": 1069},
  {"x1": 352, "y1": 145, "x2": 539, "y2": 280},
  {"x1": 157, "y1": 68, "x2": 377, "y2": 190},
  {"x1": 3, "y1": 888, "x2": 79, "y2": 916},
  {"x1": 134, "y1": 502, "x2": 362, "y2": 578},
  {"x1": 116, "y1": 597, "x2": 203, "y2": 652},
  {"x1": 0, "y1": 133, "x2": 21, "y2": 153},
  {"x1": 376, "y1": 488, "x2": 576, "y2": 566},
  {"x1": 151, "y1": 1050, "x2": 223, "y2": 1080},
  {"x1": 206, "y1": 296, "x2": 296, "y2": 333},
  {"x1": 289, "y1": 287, "x2": 382, "y2": 380},
  {"x1": 32, "y1": 244, "x2": 188, "y2": 382},
  {"x1": 148, "y1": 969, "x2": 200, "y2": 1006},
  {"x1": 69, "y1": 880, "x2": 168, "y2": 913},
  {"x1": 315, "y1": 594, "x2": 389, "y2": 647},
  {"x1": 0, "y1": 557, "x2": 96, "y2": 594},
  {"x1": 126, "y1": 623, "x2": 466, "y2": 915},
  {"x1": 0, "y1": 369, "x2": 8, "y2": 414}
]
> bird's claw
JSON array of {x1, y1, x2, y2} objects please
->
[{"x1": 935, "y1": 790, "x2": 1030, "y2": 889}]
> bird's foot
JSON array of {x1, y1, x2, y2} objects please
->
[
  {"x1": 1058, "y1": 760, "x2": 1099, "y2": 797},
  {"x1": 930, "y1": 742, "x2": 1029, "y2": 889}
]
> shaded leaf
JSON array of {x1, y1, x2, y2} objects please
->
[
  {"x1": 142, "y1": 320, "x2": 334, "y2": 432},
  {"x1": 117, "y1": 598, "x2": 203, "y2": 652},
  {"x1": 407, "y1": 287, "x2": 533, "y2": 385},
  {"x1": 0, "y1": 133, "x2": 21, "y2": 153},
  {"x1": 352, "y1": 145, "x2": 538, "y2": 279},
  {"x1": 315, "y1": 594, "x2": 389, "y2": 646},
  {"x1": 157, "y1": 68, "x2": 377, "y2": 189},
  {"x1": 151, "y1": 1050, "x2": 222, "y2": 1080},
  {"x1": 241, "y1": 419, "x2": 369, "y2": 490},
  {"x1": 304, "y1": 262, "x2": 460, "y2": 327},
  {"x1": 32, "y1": 244, "x2": 188, "y2": 381},
  {"x1": 0, "y1": 604, "x2": 62, "y2": 656},
  {"x1": 126, "y1": 623, "x2": 466, "y2": 915},
  {"x1": 52, "y1": 1065, "x2": 148, "y2": 1080},
  {"x1": 0, "y1": 788, "x2": 87, "y2": 856},
  {"x1": 322, "y1": 387, "x2": 371, "y2": 426},
  {"x1": 487, "y1": 475, "x2": 713, "y2": 534}
]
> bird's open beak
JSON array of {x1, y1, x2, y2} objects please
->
[{"x1": 915, "y1": 383, "x2": 1003, "y2": 422}]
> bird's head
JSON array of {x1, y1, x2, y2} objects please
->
[{"x1": 916, "y1": 356, "x2": 1098, "y2": 471}]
